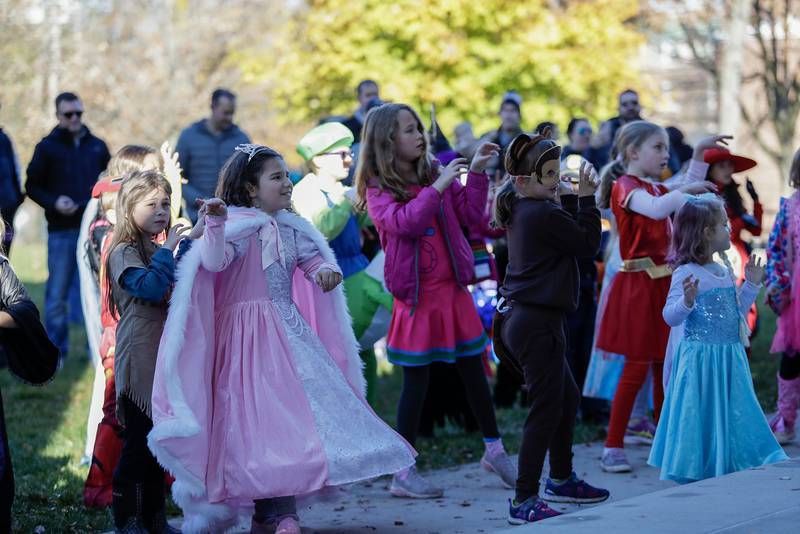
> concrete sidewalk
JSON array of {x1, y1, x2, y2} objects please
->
[
  {"x1": 498, "y1": 457, "x2": 800, "y2": 533},
  {"x1": 107, "y1": 436, "x2": 799, "y2": 533},
  {"x1": 180, "y1": 442, "x2": 695, "y2": 533}
]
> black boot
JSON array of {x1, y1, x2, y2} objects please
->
[
  {"x1": 113, "y1": 483, "x2": 150, "y2": 534},
  {"x1": 143, "y1": 481, "x2": 181, "y2": 534}
]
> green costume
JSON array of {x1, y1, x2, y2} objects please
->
[{"x1": 294, "y1": 123, "x2": 392, "y2": 406}]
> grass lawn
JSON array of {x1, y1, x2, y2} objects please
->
[{"x1": 1, "y1": 241, "x2": 783, "y2": 533}]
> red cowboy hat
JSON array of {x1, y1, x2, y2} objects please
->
[
  {"x1": 91, "y1": 174, "x2": 124, "y2": 198},
  {"x1": 703, "y1": 148, "x2": 757, "y2": 173}
]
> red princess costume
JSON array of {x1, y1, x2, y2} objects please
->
[{"x1": 596, "y1": 175, "x2": 672, "y2": 361}]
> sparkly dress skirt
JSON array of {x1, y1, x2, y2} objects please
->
[{"x1": 648, "y1": 287, "x2": 787, "y2": 483}]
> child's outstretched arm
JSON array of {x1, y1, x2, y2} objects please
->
[
  {"x1": 627, "y1": 181, "x2": 716, "y2": 220},
  {"x1": 296, "y1": 231, "x2": 343, "y2": 292},
  {"x1": 665, "y1": 135, "x2": 730, "y2": 190},
  {"x1": 663, "y1": 266, "x2": 697, "y2": 327},
  {"x1": 199, "y1": 200, "x2": 238, "y2": 273}
]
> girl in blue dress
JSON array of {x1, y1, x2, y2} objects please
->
[{"x1": 649, "y1": 194, "x2": 787, "y2": 483}]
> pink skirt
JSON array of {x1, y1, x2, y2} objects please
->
[
  {"x1": 771, "y1": 279, "x2": 800, "y2": 354},
  {"x1": 387, "y1": 280, "x2": 488, "y2": 366}
]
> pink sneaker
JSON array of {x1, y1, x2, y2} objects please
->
[{"x1": 275, "y1": 516, "x2": 301, "y2": 534}]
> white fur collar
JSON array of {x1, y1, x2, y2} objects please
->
[{"x1": 148, "y1": 207, "x2": 364, "y2": 532}]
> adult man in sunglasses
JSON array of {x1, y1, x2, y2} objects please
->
[
  {"x1": 26, "y1": 91, "x2": 110, "y2": 359},
  {"x1": 593, "y1": 89, "x2": 644, "y2": 168}
]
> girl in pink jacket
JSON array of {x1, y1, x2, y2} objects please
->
[{"x1": 355, "y1": 103, "x2": 515, "y2": 498}]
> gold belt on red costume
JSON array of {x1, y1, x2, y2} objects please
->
[{"x1": 619, "y1": 257, "x2": 672, "y2": 279}]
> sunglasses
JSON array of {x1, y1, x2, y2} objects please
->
[
  {"x1": 324, "y1": 151, "x2": 353, "y2": 161},
  {"x1": 61, "y1": 111, "x2": 83, "y2": 119},
  {"x1": 577, "y1": 127, "x2": 593, "y2": 135}
]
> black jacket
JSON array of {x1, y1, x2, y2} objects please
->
[
  {"x1": 0, "y1": 256, "x2": 59, "y2": 384},
  {"x1": 501, "y1": 195, "x2": 601, "y2": 312},
  {"x1": 342, "y1": 115, "x2": 363, "y2": 143},
  {"x1": 0, "y1": 129, "x2": 22, "y2": 212},
  {"x1": 26, "y1": 126, "x2": 110, "y2": 231}
]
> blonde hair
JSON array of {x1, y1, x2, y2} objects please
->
[
  {"x1": 598, "y1": 158, "x2": 626, "y2": 209},
  {"x1": 107, "y1": 145, "x2": 159, "y2": 177},
  {"x1": 669, "y1": 195, "x2": 726, "y2": 267},
  {"x1": 104, "y1": 170, "x2": 172, "y2": 318},
  {"x1": 354, "y1": 103, "x2": 432, "y2": 210},
  {"x1": 616, "y1": 120, "x2": 666, "y2": 165}
]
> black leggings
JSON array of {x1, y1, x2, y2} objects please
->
[
  {"x1": 500, "y1": 303, "x2": 579, "y2": 501},
  {"x1": 113, "y1": 397, "x2": 164, "y2": 487},
  {"x1": 397, "y1": 356, "x2": 500, "y2": 446},
  {"x1": 779, "y1": 352, "x2": 800, "y2": 380},
  {"x1": 253, "y1": 496, "x2": 297, "y2": 523}
]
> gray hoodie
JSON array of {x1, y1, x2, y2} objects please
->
[{"x1": 175, "y1": 119, "x2": 250, "y2": 221}]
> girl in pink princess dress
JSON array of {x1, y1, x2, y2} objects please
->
[
  {"x1": 148, "y1": 145, "x2": 415, "y2": 534},
  {"x1": 766, "y1": 147, "x2": 800, "y2": 445}
]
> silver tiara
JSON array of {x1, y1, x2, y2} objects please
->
[{"x1": 235, "y1": 143, "x2": 270, "y2": 163}]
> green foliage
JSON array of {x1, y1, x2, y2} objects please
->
[{"x1": 240, "y1": 0, "x2": 644, "y2": 135}]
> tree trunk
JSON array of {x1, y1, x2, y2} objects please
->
[{"x1": 718, "y1": 0, "x2": 750, "y2": 141}]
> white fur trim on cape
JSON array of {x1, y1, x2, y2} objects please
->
[{"x1": 147, "y1": 208, "x2": 363, "y2": 533}]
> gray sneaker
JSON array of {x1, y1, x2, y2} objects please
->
[
  {"x1": 600, "y1": 448, "x2": 632, "y2": 473},
  {"x1": 481, "y1": 450, "x2": 517, "y2": 489},
  {"x1": 390, "y1": 466, "x2": 444, "y2": 499}
]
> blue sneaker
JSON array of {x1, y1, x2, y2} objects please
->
[
  {"x1": 543, "y1": 472, "x2": 610, "y2": 504},
  {"x1": 507, "y1": 496, "x2": 562, "y2": 524}
]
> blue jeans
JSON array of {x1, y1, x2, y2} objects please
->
[{"x1": 45, "y1": 229, "x2": 83, "y2": 357}]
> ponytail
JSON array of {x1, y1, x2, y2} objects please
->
[
  {"x1": 493, "y1": 177, "x2": 518, "y2": 230},
  {"x1": 598, "y1": 158, "x2": 627, "y2": 209}
]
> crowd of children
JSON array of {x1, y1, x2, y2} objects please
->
[{"x1": 2, "y1": 90, "x2": 798, "y2": 533}]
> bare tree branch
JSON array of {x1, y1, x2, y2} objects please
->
[{"x1": 740, "y1": 103, "x2": 782, "y2": 161}]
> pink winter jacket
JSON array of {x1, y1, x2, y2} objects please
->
[{"x1": 366, "y1": 170, "x2": 489, "y2": 306}]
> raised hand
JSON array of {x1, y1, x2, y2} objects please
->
[
  {"x1": 680, "y1": 181, "x2": 718, "y2": 195},
  {"x1": 163, "y1": 223, "x2": 190, "y2": 251},
  {"x1": 315, "y1": 268, "x2": 342, "y2": 292},
  {"x1": 433, "y1": 157, "x2": 468, "y2": 193},
  {"x1": 203, "y1": 197, "x2": 227, "y2": 218},
  {"x1": 469, "y1": 142, "x2": 501, "y2": 174},
  {"x1": 745, "y1": 178, "x2": 759, "y2": 201},
  {"x1": 683, "y1": 275, "x2": 700, "y2": 308},
  {"x1": 744, "y1": 254, "x2": 766, "y2": 285},
  {"x1": 577, "y1": 160, "x2": 599, "y2": 197},
  {"x1": 692, "y1": 135, "x2": 733, "y2": 160},
  {"x1": 160, "y1": 141, "x2": 183, "y2": 180}
]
